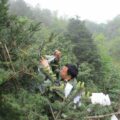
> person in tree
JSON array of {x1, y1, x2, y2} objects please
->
[
  {"x1": 39, "y1": 58, "x2": 87, "y2": 119},
  {"x1": 40, "y1": 57, "x2": 78, "y2": 100}
]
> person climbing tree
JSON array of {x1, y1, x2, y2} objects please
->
[
  {"x1": 39, "y1": 57, "x2": 78, "y2": 99},
  {"x1": 39, "y1": 57, "x2": 88, "y2": 119}
]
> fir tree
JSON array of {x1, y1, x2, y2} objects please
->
[{"x1": 66, "y1": 18, "x2": 104, "y2": 83}]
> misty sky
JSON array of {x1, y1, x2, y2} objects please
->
[{"x1": 25, "y1": 0, "x2": 120, "y2": 23}]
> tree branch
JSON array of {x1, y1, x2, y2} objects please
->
[
  {"x1": 4, "y1": 44, "x2": 15, "y2": 72},
  {"x1": 85, "y1": 111, "x2": 120, "y2": 119}
]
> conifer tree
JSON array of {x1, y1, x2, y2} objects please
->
[{"x1": 66, "y1": 18, "x2": 103, "y2": 83}]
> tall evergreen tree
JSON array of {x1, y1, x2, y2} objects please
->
[{"x1": 66, "y1": 18, "x2": 103, "y2": 82}]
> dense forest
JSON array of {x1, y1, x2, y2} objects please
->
[{"x1": 0, "y1": 0, "x2": 120, "y2": 120}]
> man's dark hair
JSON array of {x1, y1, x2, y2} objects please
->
[{"x1": 65, "y1": 64, "x2": 78, "y2": 79}]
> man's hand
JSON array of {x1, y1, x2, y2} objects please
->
[
  {"x1": 40, "y1": 57, "x2": 50, "y2": 69},
  {"x1": 54, "y1": 50, "x2": 61, "y2": 60}
]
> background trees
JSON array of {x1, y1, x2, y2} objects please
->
[{"x1": 66, "y1": 18, "x2": 103, "y2": 84}]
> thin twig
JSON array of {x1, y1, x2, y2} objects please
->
[
  {"x1": 1, "y1": 43, "x2": 9, "y2": 68},
  {"x1": 56, "y1": 99, "x2": 66, "y2": 120},
  {"x1": 55, "y1": 110, "x2": 62, "y2": 120},
  {"x1": 4, "y1": 44, "x2": 15, "y2": 72},
  {"x1": 48, "y1": 101, "x2": 56, "y2": 120},
  {"x1": 85, "y1": 111, "x2": 120, "y2": 119},
  {"x1": 30, "y1": 111, "x2": 43, "y2": 119}
]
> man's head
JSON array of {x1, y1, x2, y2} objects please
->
[
  {"x1": 54, "y1": 50, "x2": 61, "y2": 60},
  {"x1": 60, "y1": 64, "x2": 78, "y2": 81}
]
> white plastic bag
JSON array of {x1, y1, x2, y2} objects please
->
[
  {"x1": 64, "y1": 83, "x2": 73, "y2": 98},
  {"x1": 73, "y1": 95, "x2": 81, "y2": 104},
  {"x1": 45, "y1": 55, "x2": 55, "y2": 63},
  {"x1": 111, "y1": 115, "x2": 118, "y2": 120},
  {"x1": 90, "y1": 93, "x2": 111, "y2": 106}
]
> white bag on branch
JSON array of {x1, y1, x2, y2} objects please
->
[
  {"x1": 111, "y1": 115, "x2": 118, "y2": 120},
  {"x1": 45, "y1": 55, "x2": 55, "y2": 63},
  {"x1": 90, "y1": 93, "x2": 111, "y2": 106}
]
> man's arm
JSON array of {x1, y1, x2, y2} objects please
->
[{"x1": 40, "y1": 57, "x2": 57, "y2": 82}]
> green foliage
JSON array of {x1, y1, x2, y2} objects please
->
[
  {"x1": 0, "y1": 0, "x2": 8, "y2": 28},
  {"x1": 0, "y1": 0, "x2": 120, "y2": 120},
  {"x1": 0, "y1": 69, "x2": 14, "y2": 85},
  {"x1": 109, "y1": 37, "x2": 120, "y2": 62},
  {"x1": 93, "y1": 32, "x2": 120, "y2": 99},
  {"x1": 0, "y1": 89, "x2": 49, "y2": 120},
  {"x1": 86, "y1": 15, "x2": 120, "y2": 66},
  {"x1": 66, "y1": 18, "x2": 103, "y2": 84}
]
